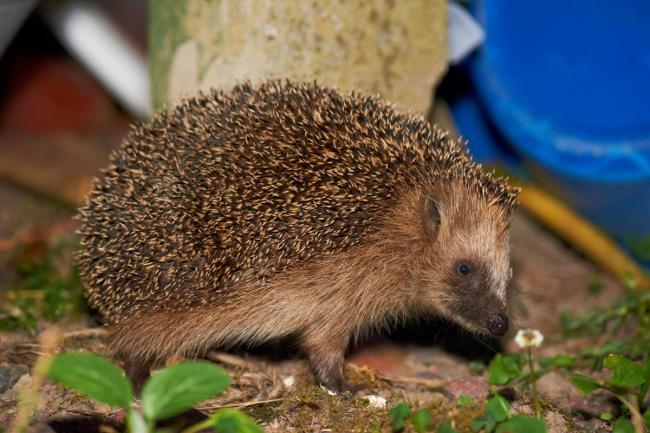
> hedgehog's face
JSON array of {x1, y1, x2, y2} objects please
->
[{"x1": 414, "y1": 191, "x2": 513, "y2": 337}]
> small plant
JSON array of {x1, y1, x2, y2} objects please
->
[
  {"x1": 470, "y1": 395, "x2": 546, "y2": 433},
  {"x1": 570, "y1": 353, "x2": 650, "y2": 433},
  {"x1": 457, "y1": 395, "x2": 476, "y2": 408},
  {"x1": 560, "y1": 281, "x2": 650, "y2": 361},
  {"x1": 556, "y1": 276, "x2": 650, "y2": 432},
  {"x1": 388, "y1": 402, "x2": 464, "y2": 433},
  {"x1": 443, "y1": 277, "x2": 650, "y2": 433},
  {"x1": 514, "y1": 329, "x2": 544, "y2": 418},
  {"x1": 487, "y1": 353, "x2": 524, "y2": 387},
  {"x1": 46, "y1": 352, "x2": 262, "y2": 433},
  {"x1": 389, "y1": 402, "x2": 433, "y2": 432},
  {"x1": 468, "y1": 360, "x2": 487, "y2": 375}
]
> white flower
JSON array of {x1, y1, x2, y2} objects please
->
[
  {"x1": 514, "y1": 328, "x2": 544, "y2": 349},
  {"x1": 364, "y1": 395, "x2": 387, "y2": 409}
]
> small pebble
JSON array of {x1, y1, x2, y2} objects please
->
[
  {"x1": 0, "y1": 364, "x2": 29, "y2": 394},
  {"x1": 364, "y1": 395, "x2": 387, "y2": 409},
  {"x1": 282, "y1": 375, "x2": 295, "y2": 390}
]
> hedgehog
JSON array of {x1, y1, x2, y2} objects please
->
[{"x1": 77, "y1": 80, "x2": 519, "y2": 392}]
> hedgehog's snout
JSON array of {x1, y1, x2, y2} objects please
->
[{"x1": 487, "y1": 313, "x2": 509, "y2": 336}]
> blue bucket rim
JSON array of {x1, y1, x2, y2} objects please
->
[{"x1": 469, "y1": 1, "x2": 650, "y2": 184}]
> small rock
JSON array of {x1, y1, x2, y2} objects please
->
[
  {"x1": 570, "y1": 389, "x2": 619, "y2": 419},
  {"x1": 0, "y1": 364, "x2": 29, "y2": 393},
  {"x1": 444, "y1": 376, "x2": 488, "y2": 400},
  {"x1": 537, "y1": 371, "x2": 619, "y2": 419},
  {"x1": 537, "y1": 371, "x2": 577, "y2": 410},
  {"x1": 1, "y1": 374, "x2": 31, "y2": 406}
]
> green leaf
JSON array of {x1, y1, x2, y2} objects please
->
[
  {"x1": 643, "y1": 409, "x2": 650, "y2": 428},
  {"x1": 411, "y1": 409, "x2": 432, "y2": 433},
  {"x1": 485, "y1": 412, "x2": 498, "y2": 433},
  {"x1": 600, "y1": 412, "x2": 613, "y2": 421},
  {"x1": 470, "y1": 416, "x2": 487, "y2": 433},
  {"x1": 551, "y1": 355, "x2": 574, "y2": 369},
  {"x1": 438, "y1": 421, "x2": 458, "y2": 433},
  {"x1": 141, "y1": 361, "x2": 230, "y2": 420},
  {"x1": 495, "y1": 414, "x2": 547, "y2": 433},
  {"x1": 485, "y1": 395, "x2": 509, "y2": 423},
  {"x1": 613, "y1": 417, "x2": 635, "y2": 433},
  {"x1": 488, "y1": 355, "x2": 521, "y2": 385},
  {"x1": 389, "y1": 402, "x2": 411, "y2": 431},
  {"x1": 457, "y1": 395, "x2": 476, "y2": 407},
  {"x1": 210, "y1": 408, "x2": 262, "y2": 433},
  {"x1": 47, "y1": 353, "x2": 132, "y2": 408},
  {"x1": 469, "y1": 361, "x2": 486, "y2": 375},
  {"x1": 639, "y1": 357, "x2": 650, "y2": 401},
  {"x1": 570, "y1": 373, "x2": 599, "y2": 396},
  {"x1": 604, "y1": 354, "x2": 646, "y2": 389}
]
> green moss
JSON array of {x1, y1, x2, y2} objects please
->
[
  {"x1": 0, "y1": 239, "x2": 86, "y2": 332},
  {"x1": 148, "y1": 0, "x2": 189, "y2": 110},
  {"x1": 241, "y1": 400, "x2": 282, "y2": 424},
  {"x1": 281, "y1": 386, "x2": 385, "y2": 432}
]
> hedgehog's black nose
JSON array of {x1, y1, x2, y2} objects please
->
[{"x1": 487, "y1": 313, "x2": 509, "y2": 336}]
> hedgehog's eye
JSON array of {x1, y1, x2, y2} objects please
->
[{"x1": 456, "y1": 260, "x2": 472, "y2": 277}]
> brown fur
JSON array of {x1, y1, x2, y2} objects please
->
[{"x1": 78, "y1": 80, "x2": 518, "y2": 391}]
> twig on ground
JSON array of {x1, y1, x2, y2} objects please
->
[
  {"x1": 63, "y1": 328, "x2": 107, "y2": 340},
  {"x1": 206, "y1": 351, "x2": 260, "y2": 370},
  {"x1": 197, "y1": 397, "x2": 284, "y2": 413},
  {"x1": 348, "y1": 362, "x2": 446, "y2": 389},
  {"x1": 62, "y1": 407, "x2": 110, "y2": 417},
  {"x1": 376, "y1": 373, "x2": 446, "y2": 389}
]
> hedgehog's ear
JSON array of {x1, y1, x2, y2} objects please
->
[{"x1": 422, "y1": 196, "x2": 441, "y2": 240}]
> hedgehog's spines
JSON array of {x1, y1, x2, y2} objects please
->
[{"x1": 77, "y1": 79, "x2": 518, "y2": 324}]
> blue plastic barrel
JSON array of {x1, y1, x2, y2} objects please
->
[{"x1": 459, "y1": 0, "x2": 650, "y2": 267}]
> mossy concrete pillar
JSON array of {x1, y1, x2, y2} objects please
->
[{"x1": 150, "y1": 0, "x2": 447, "y2": 114}]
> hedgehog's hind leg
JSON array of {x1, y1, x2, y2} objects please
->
[
  {"x1": 302, "y1": 327, "x2": 351, "y2": 393},
  {"x1": 107, "y1": 315, "x2": 170, "y2": 394},
  {"x1": 122, "y1": 356, "x2": 152, "y2": 394}
]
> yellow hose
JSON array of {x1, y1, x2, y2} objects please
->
[{"x1": 518, "y1": 183, "x2": 649, "y2": 288}]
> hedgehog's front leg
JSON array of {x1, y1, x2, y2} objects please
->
[{"x1": 302, "y1": 327, "x2": 350, "y2": 393}]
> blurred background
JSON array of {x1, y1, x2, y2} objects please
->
[{"x1": 1, "y1": 2, "x2": 650, "y2": 430}]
